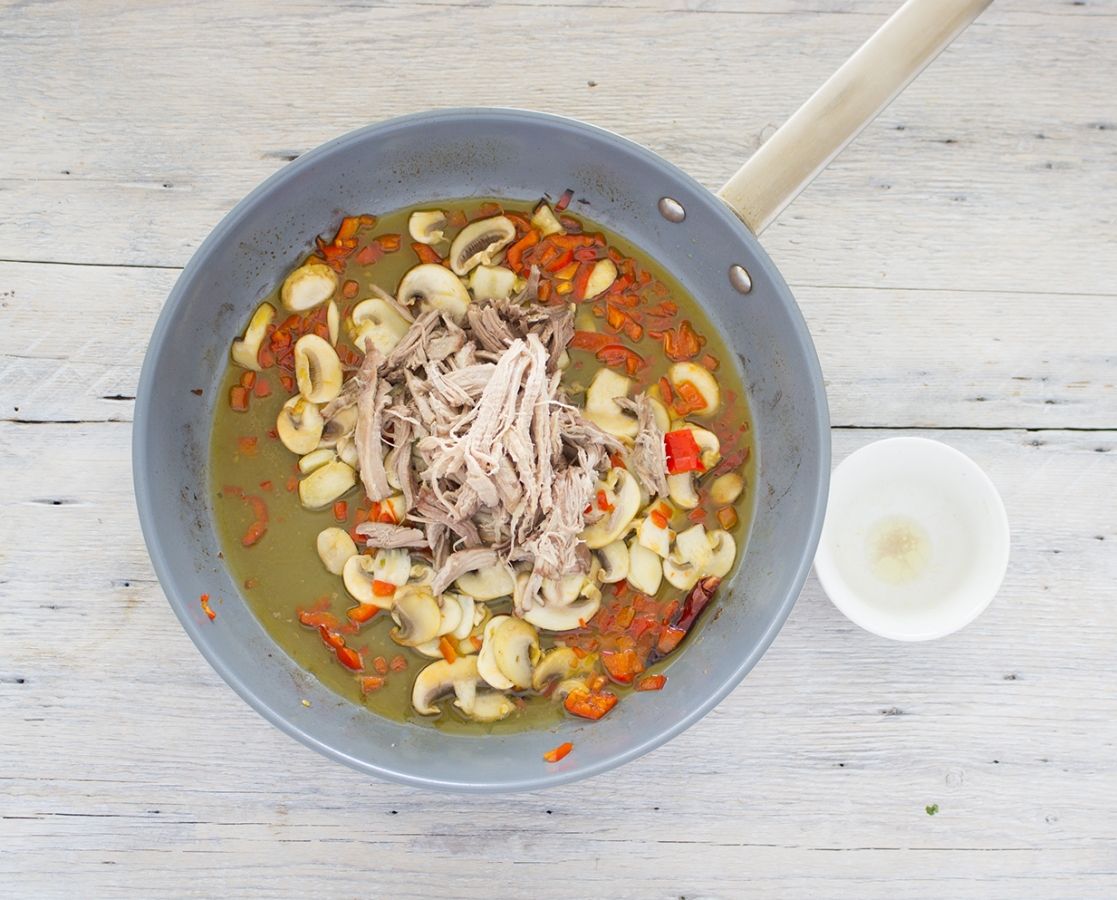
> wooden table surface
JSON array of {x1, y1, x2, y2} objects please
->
[{"x1": 3, "y1": 1, "x2": 1115, "y2": 897}]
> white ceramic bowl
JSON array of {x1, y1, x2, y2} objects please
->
[{"x1": 813, "y1": 438, "x2": 1009, "y2": 641}]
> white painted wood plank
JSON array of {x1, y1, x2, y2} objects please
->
[
  {"x1": 1, "y1": 425, "x2": 1115, "y2": 897},
  {"x1": 0, "y1": 0, "x2": 1113, "y2": 296}
]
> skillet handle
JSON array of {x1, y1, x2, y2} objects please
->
[{"x1": 717, "y1": 0, "x2": 994, "y2": 236}]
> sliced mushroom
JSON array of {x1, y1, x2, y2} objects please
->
[
  {"x1": 469, "y1": 264, "x2": 518, "y2": 300},
  {"x1": 594, "y1": 540, "x2": 630, "y2": 584},
  {"x1": 342, "y1": 554, "x2": 392, "y2": 608},
  {"x1": 662, "y1": 554, "x2": 700, "y2": 591},
  {"x1": 626, "y1": 538, "x2": 663, "y2": 595},
  {"x1": 542, "y1": 574, "x2": 588, "y2": 607},
  {"x1": 436, "y1": 593, "x2": 464, "y2": 637},
  {"x1": 348, "y1": 297, "x2": 412, "y2": 356},
  {"x1": 647, "y1": 396, "x2": 672, "y2": 434},
  {"x1": 276, "y1": 396, "x2": 324, "y2": 455},
  {"x1": 230, "y1": 302, "x2": 276, "y2": 371},
  {"x1": 298, "y1": 460, "x2": 356, "y2": 509},
  {"x1": 668, "y1": 361, "x2": 721, "y2": 417},
  {"x1": 455, "y1": 564, "x2": 515, "y2": 601},
  {"x1": 319, "y1": 404, "x2": 358, "y2": 449},
  {"x1": 704, "y1": 529, "x2": 737, "y2": 578},
  {"x1": 448, "y1": 215, "x2": 516, "y2": 275},
  {"x1": 396, "y1": 263, "x2": 472, "y2": 323},
  {"x1": 294, "y1": 334, "x2": 343, "y2": 404},
  {"x1": 531, "y1": 201, "x2": 564, "y2": 237},
  {"x1": 584, "y1": 258, "x2": 618, "y2": 299},
  {"x1": 490, "y1": 617, "x2": 540, "y2": 691},
  {"x1": 451, "y1": 593, "x2": 476, "y2": 641},
  {"x1": 316, "y1": 527, "x2": 357, "y2": 575},
  {"x1": 582, "y1": 368, "x2": 638, "y2": 439},
  {"x1": 663, "y1": 524, "x2": 711, "y2": 591},
  {"x1": 298, "y1": 447, "x2": 335, "y2": 474},
  {"x1": 327, "y1": 299, "x2": 340, "y2": 346},
  {"x1": 408, "y1": 210, "x2": 448, "y2": 246},
  {"x1": 531, "y1": 647, "x2": 581, "y2": 692},
  {"x1": 280, "y1": 263, "x2": 337, "y2": 312},
  {"x1": 369, "y1": 547, "x2": 412, "y2": 587},
  {"x1": 336, "y1": 433, "x2": 359, "y2": 468},
  {"x1": 477, "y1": 616, "x2": 515, "y2": 690},
  {"x1": 461, "y1": 691, "x2": 515, "y2": 722},
  {"x1": 666, "y1": 472, "x2": 700, "y2": 510},
  {"x1": 390, "y1": 586, "x2": 443, "y2": 647},
  {"x1": 636, "y1": 506, "x2": 673, "y2": 558},
  {"x1": 522, "y1": 590, "x2": 601, "y2": 633},
  {"x1": 710, "y1": 473, "x2": 745, "y2": 506},
  {"x1": 411, "y1": 655, "x2": 480, "y2": 716},
  {"x1": 580, "y1": 467, "x2": 642, "y2": 549}
]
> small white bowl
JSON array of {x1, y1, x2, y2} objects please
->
[{"x1": 813, "y1": 437, "x2": 1009, "y2": 641}]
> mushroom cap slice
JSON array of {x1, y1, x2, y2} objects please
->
[
  {"x1": 281, "y1": 263, "x2": 338, "y2": 312},
  {"x1": 342, "y1": 554, "x2": 392, "y2": 608},
  {"x1": 477, "y1": 616, "x2": 515, "y2": 690},
  {"x1": 594, "y1": 540, "x2": 630, "y2": 584},
  {"x1": 704, "y1": 529, "x2": 737, "y2": 578},
  {"x1": 522, "y1": 592, "x2": 602, "y2": 633},
  {"x1": 411, "y1": 655, "x2": 480, "y2": 716},
  {"x1": 408, "y1": 210, "x2": 448, "y2": 246},
  {"x1": 294, "y1": 334, "x2": 343, "y2": 404},
  {"x1": 666, "y1": 471, "x2": 700, "y2": 510},
  {"x1": 459, "y1": 691, "x2": 514, "y2": 723},
  {"x1": 490, "y1": 617, "x2": 541, "y2": 691},
  {"x1": 390, "y1": 586, "x2": 443, "y2": 647},
  {"x1": 298, "y1": 460, "x2": 356, "y2": 510},
  {"x1": 276, "y1": 396, "x2": 324, "y2": 455},
  {"x1": 582, "y1": 368, "x2": 638, "y2": 439},
  {"x1": 626, "y1": 538, "x2": 663, "y2": 596},
  {"x1": 580, "y1": 467, "x2": 642, "y2": 549},
  {"x1": 316, "y1": 527, "x2": 357, "y2": 575},
  {"x1": 455, "y1": 564, "x2": 515, "y2": 601},
  {"x1": 469, "y1": 264, "x2": 518, "y2": 300},
  {"x1": 584, "y1": 258, "x2": 618, "y2": 300},
  {"x1": 349, "y1": 297, "x2": 411, "y2": 356},
  {"x1": 710, "y1": 473, "x2": 745, "y2": 506},
  {"x1": 397, "y1": 263, "x2": 471, "y2": 323},
  {"x1": 447, "y1": 215, "x2": 516, "y2": 275},
  {"x1": 319, "y1": 404, "x2": 357, "y2": 449},
  {"x1": 231, "y1": 302, "x2": 276, "y2": 371},
  {"x1": 531, "y1": 647, "x2": 581, "y2": 692}
]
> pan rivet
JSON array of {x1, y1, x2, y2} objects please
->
[
  {"x1": 658, "y1": 197, "x2": 686, "y2": 223},
  {"x1": 729, "y1": 265, "x2": 753, "y2": 294}
]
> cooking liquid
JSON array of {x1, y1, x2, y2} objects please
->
[{"x1": 210, "y1": 198, "x2": 757, "y2": 734}]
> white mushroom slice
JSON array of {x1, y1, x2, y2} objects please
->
[
  {"x1": 683, "y1": 424, "x2": 722, "y2": 470},
  {"x1": 390, "y1": 587, "x2": 442, "y2": 647},
  {"x1": 636, "y1": 509, "x2": 674, "y2": 558},
  {"x1": 477, "y1": 616, "x2": 515, "y2": 690},
  {"x1": 411, "y1": 655, "x2": 480, "y2": 716},
  {"x1": 276, "y1": 396, "x2": 324, "y2": 455},
  {"x1": 490, "y1": 617, "x2": 540, "y2": 691},
  {"x1": 531, "y1": 647, "x2": 581, "y2": 692},
  {"x1": 327, "y1": 300, "x2": 340, "y2": 346},
  {"x1": 349, "y1": 297, "x2": 411, "y2": 356},
  {"x1": 663, "y1": 554, "x2": 700, "y2": 591},
  {"x1": 626, "y1": 539, "x2": 663, "y2": 595},
  {"x1": 668, "y1": 361, "x2": 721, "y2": 417},
  {"x1": 580, "y1": 467, "x2": 642, "y2": 549},
  {"x1": 704, "y1": 529, "x2": 737, "y2": 578},
  {"x1": 411, "y1": 638, "x2": 446, "y2": 659},
  {"x1": 460, "y1": 691, "x2": 514, "y2": 723},
  {"x1": 436, "y1": 593, "x2": 464, "y2": 637},
  {"x1": 710, "y1": 473, "x2": 745, "y2": 506},
  {"x1": 582, "y1": 368, "x2": 638, "y2": 439},
  {"x1": 455, "y1": 565, "x2": 515, "y2": 601},
  {"x1": 557, "y1": 349, "x2": 570, "y2": 370},
  {"x1": 370, "y1": 547, "x2": 412, "y2": 587},
  {"x1": 319, "y1": 404, "x2": 357, "y2": 449},
  {"x1": 408, "y1": 210, "x2": 448, "y2": 246},
  {"x1": 542, "y1": 574, "x2": 588, "y2": 607},
  {"x1": 230, "y1": 302, "x2": 276, "y2": 371},
  {"x1": 342, "y1": 554, "x2": 391, "y2": 608},
  {"x1": 451, "y1": 593, "x2": 476, "y2": 641},
  {"x1": 584, "y1": 258, "x2": 618, "y2": 300},
  {"x1": 294, "y1": 334, "x2": 343, "y2": 404},
  {"x1": 469, "y1": 264, "x2": 518, "y2": 300},
  {"x1": 553, "y1": 677, "x2": 590, "y2": 702},
  {"x1": 594, "y1": 540, "x2": 630, "y2": 584},
  {"x1": 316, "y1": 527, "x2": 357, "y2": 575},
  {"x1": 667, "y1": 472, "x2": 700, "y2": 510},
  {"x1": 336, "y1": 433, "x2": 359, "y2": 468},
  {"x1": 447, "y1": 215, "x2": 516, "y2": 275},
  {"x1": 298, "y1": 447, "x2": 336, "y2": 474},
  {"x1": 280, "y1": 263, "x2": 337, "y2": 312},
  {"x1": 298, "y1": 460, "x2": 357, "y2": 509},
  {"x1": 675, "y1": 524, "x2": 712, "y2": 572},
  {"x1": 530, "y1": 201, "x2": 564, "y2": 237},
  {"x1": 397, "y1": 263, "x2": 472, "y2": 323},
  {"x1": 522, "y1": 592, "x2": 601, "y2": 633}
]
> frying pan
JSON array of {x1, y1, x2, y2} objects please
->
[{"x1": 134, "y1": 0, "x2": 992, "y2": 791}]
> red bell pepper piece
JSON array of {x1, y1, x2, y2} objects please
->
[{"x1": 664, "y1": 429, "x2": 705, "y2": 475}]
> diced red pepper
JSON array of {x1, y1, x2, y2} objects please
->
[
  {"x1": 373, "y1": 656, "x2": 389, "y2": 675},
  {"x1": 596, "y1": 489, "x2": 614, "y2": 513},
  {"x1": 663, "y1": 320, "x2": 703, "y2": 361},
  {"x1": 636, "y1": 674, "x2": 667, "y2": 692},
  {"x1": 372, "y1": 580, "x2": 396, "y2": 598},
  {"x1": 253, "y1": 377, "x2": 271, "y2": 398},
  {"x1": 571, "y1": 261, "x2": 594, "y2": 303},
  {"x1": 601, "y1": 649, "x2": 644, "y2": 684},
  {"x1": 543, "y1": 741, "x2": 574, "y2": 763},
  {"x1": 664, "y1": 429, "x2": 705, "y2": 475},
  {"x1": 656, "y1": 625, "x2": 687, "y2": 655},
  {"x1": 241, "y1": 520, "x2": 267, "y2": 547},
  {"x1": 376, "y1": 234, "x2": 402, "y2": 252},
  {"x1": 564, "y1": 689, "x2": 618, "y2": 720},
  {"x1": 569, "y1": 330, "x2": 612, "y2": 352},
  {"x1": 439, "y1": 635, "x2": 457, "y2": 664},
  {"x1": 347, "y1": 603, "x2": 379, "y2": 624},
  {"x1": 412, "y1": 242, "x2": 442, "y2": 264},
  {"x1": 229, "y1": 385, "x2": 249, "y2": 411},
  {"x1": 717, "y1": 506, "x2": 739, "y2": 530},
  {"x1": 554, "y1": 189, "x2": 574, "y2": 212},
  {"x1": 675, "y1": 380, "x2": 708, "y2": 413},
  {"x1": 334, "y1": 644, "x2": 364, "y2": 671},
  {"x1": 355, "y1": 244, "x2": 382, "y2": 266},
  {"x1": 237, "y1": 436, "x2": 258, "y2": 458},
  {"x1": 507, "y1": 230, "x2": 540, "y2": 273},
  {"x1": 298, "y1": 609, "x2": 338, "y2": 629},
  {"x1": 361, "y1": 676, "x2": 385, "y2": 693},
  {"x1": 200, "y1": 594, "x2": 216, "y2": 620},
  {"x1": 389, "y1": 655, "x2": 408, "y2": 672},
  {"x1": 333, "y1": 501, "x2": 348, "y2": 522}
]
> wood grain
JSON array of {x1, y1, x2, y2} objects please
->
[{"x1": 1, "y1": 0, "x2": 1115, "y2": 897}]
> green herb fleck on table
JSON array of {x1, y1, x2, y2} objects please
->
[{"x1": 926, "y1": 804, "x2": 939, "y2": 816}]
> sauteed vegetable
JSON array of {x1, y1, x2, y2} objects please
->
[{"x1": 211, "y1": 196, "x2": 754, "y2": 733}]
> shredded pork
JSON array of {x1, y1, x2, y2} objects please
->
[{"x1": 351, "y1": 294, "x2": 622, "y2": 606}]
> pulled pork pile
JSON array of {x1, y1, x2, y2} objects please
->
[{"x1": 332, "y1": 295, "x2": 623, "y2": 611}]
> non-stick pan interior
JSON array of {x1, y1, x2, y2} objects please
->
[{"x1": 134, "y1": 109, "x2": 830, "y2": 791}]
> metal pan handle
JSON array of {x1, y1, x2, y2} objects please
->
[{"x1": 717, "y1": 0, "x2": 993, "y2": 236}]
